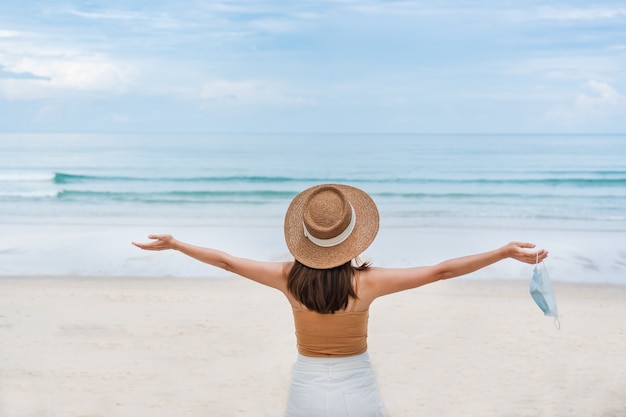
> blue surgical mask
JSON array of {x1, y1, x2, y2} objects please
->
[{"x1": 530, "y1": 257, "x2": 560, "y2": 329}]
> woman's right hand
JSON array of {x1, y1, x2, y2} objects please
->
[
  {"x1": 132, "y1": 234, "x2": 178, "y2": 251},
  {"x1": 504, "y1": 241, "x2": 548, "y2": 264}
]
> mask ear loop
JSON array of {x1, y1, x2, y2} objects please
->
[{"x1": 534, "y1": 251, "x2": 539, "y2": 272}]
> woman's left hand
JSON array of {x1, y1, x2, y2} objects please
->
[{"x1": 132, "y1": 234, "x2": 178, "y2": 251}]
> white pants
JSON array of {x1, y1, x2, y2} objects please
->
[{"x1": 285, "y1": 352, "x2": 386, "y2": 417}]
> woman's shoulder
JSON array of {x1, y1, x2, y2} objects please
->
[
  {"x1": 357, "y1": 265, "x2": 393, "y2": 280},
  {"x1": 353, "y1": 267, "x2": 387, "y2": 307}
]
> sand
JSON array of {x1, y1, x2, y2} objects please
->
[{"x1": 1, "y1": 275, "x2": 625, "y2": 417}]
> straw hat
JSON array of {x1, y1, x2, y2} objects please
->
[{"x1": 284, "y1": 184, "x2": 379, "y2": 269}]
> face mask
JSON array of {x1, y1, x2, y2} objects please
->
[{"x1": 530, "y1": 255, "x2": 560, "y2": 329}]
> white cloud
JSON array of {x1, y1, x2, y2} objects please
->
[
  {"x1": 249, "y1": 18, "x2": 301, "y2": 34},
  {"x1": 350, "y1": 2, "x2": 419, "y2": 15},
  {"x1": 0, "y1": 31, "x2": 136, "y2": 100},
  {"x1": 346, "y1": 4, "x2": 626, "y2": 22},
  {"x1": 509, "y1": 56, "x2": 621, "y2": 81},
  {"x1": 546, "y1": 80, "x2": 626, "y2": 126},
  {"x1": 200, "y1": 79, "x2": 311, "y2": 107},
  {"x1": 68, "y1": 9, "x2": 142, "y2": 21},
  {"x1": 381, "y1": 96, "x2": 411, "y2": 107},
  {"x1": 0, "y1": 30, "x2": 20, "y2": 38},
  {"x1": 535, "y1": 6, "x2": 626, "y2": 21},
  {"x1": 197, "y1": 2, "x2": 263, "y2": 14},
  {"x1": 111, "y1": 113, "x2": 131, "y2": 123},
  {"x1": 343, "y1": 2, "x2": 625, "y2": 21},
  {"x1": 0, "y1": 56, "x2": 136, "y2": 100},
  {"x1": 66, "y1": 9, "x2": 182, "y2": 29},
  {"x1": 575, "y1": 80, "x2": 622, "y2": 111}
]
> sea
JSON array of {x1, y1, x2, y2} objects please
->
[{"x1": 1, "y1": 133, "x2": 625, "y2": 283}]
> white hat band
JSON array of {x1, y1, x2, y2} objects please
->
[{"x1": 303, "y1": 204, "x2": 356, "y2": 248}]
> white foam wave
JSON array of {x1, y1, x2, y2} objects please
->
[
  {"x1": 0, "y1": 172, "x2": 55, "y2": 182},
  {"x1": 0, "y1": 190, "x2": 58, "y2": 198}
]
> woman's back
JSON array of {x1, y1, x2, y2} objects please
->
[{"x1": 292, "y1": 305, "x2": 369, "y2": 358}]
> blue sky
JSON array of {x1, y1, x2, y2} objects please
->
[{"x1": 1, "y1": 1, "x2": 625, "y2": 133}]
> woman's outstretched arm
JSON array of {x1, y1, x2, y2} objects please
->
[
  {"x1": 132, "y1": 234, "x2": 290, "y2": 292},
  {"x1": 361, "y1": 241, "x2": 548, "y2": 300}
]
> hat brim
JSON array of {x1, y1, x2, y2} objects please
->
[{"x1": 284, "y1": 184, "x2": 379, "y2": 269}]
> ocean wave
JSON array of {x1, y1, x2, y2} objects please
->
[
  {"x1": 53, "y1": 173, "x2": 319, "y2": 184},
  {"x1": 0, "y1": 171, "x2": 620, "y2": 187},
  {"x1": 55, "y1": 189, "x2": 297, "y2": 203},
  {"x1": 0, "y1": 189, "x2": 617, "y2": 204},
  {"x1": 50, "y1": 172, "x2": 626, "y2": 187}
]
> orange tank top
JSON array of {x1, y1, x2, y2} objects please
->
[{"x1": 292, "y1": 307, "x2": 369, "y2": 357}]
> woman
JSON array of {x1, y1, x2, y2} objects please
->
[{"x1": 133, "y1": 183, "x2": 548, "y2": 417}]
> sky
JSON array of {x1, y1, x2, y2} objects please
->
[{"x1": 1, "y1": 0, "x2": 625, "y2": 133}]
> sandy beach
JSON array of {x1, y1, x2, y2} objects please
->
[{"x1": 1, "y1": 275, "x2": 625, "y2": 417}]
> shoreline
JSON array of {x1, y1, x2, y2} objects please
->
[
  {"x1": 2, "y1": 272, "x2": 626, "y2": 289},
  {"x1": 2, "y1": 222, "x2": 625, "y2": 285},
  {"x1": 2, "y1": 275, "x2": 625, "y2": 416}
]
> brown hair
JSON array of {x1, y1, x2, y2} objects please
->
[{"x1": 287, "y1": 259, "x2": 370, "y2": 314}]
